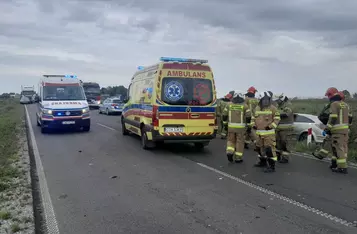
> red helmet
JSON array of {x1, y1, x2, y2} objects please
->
[
  {"x1": 338, "y1": 91, "x2": 345, "y2": 100},
  {"x1": 325, "y1": 87, "x2": 338, "y2": 99},
  {"x1": 225, "y1": 93, "x2": 233, "y2": 100},
  {"x1": 247, "y1": 86, "x2": 257, "y2": 94}
]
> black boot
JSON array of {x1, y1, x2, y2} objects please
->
[
  {"x1": 276, "y1": 152, "x2": 281, "y2": 161},
  {"x1": 254, "y1": 157, "x2": 267, "y2": 167},
  {"x1": 331, "y1": 168, "x2": 348, "y2": 174},
  {"x1": 244, "y1": 143, "x2": 249, "y2": 149},
  {"x1": 264, "y1": 158, "x2": 276, "y2": 173},
  {"x1": 279, "y1": 158, "x2": 289, "y2": 164},
  {"x1": 312, "y1": 151, "x2": 324, "y2": 160},
  {"x1": 329, "y1": 159, "x2": 337, "y2": 169},
  {"x1": 235, "y1": 158, "x2": 243, "y2": 163},
  {"x1": 227, "y1": 153, "x2": 233, "y2": 162}
]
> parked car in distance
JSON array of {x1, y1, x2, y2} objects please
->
[
  {"x1": 99, "y1": 97, "x2": 124, "y2": 115},
  {"x1": 293, "y1": 113, "x2": 326, "y2": 144}
]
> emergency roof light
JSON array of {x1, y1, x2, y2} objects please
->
[
  {"x1": 160, "y1": 57, "x2": 208, "y2": 63},
  {"x1": 137, "y1": 66, "x2": 145, "y2": 70}
]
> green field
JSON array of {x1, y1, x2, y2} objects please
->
[{"x1": 291, "y1": 99, "x2": 357, "y2": 162}]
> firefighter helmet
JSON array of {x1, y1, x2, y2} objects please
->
[
  {"x1": 247, "y1": 86, "x2": 258, "y2": 94},
  {"x1": 338, "y1": 91, "x2": 345, "y2": 100},
  {"x1": 224, "y1": 93, "x2": 233, "y2": 100},
  {"x1": 325, "y1": 87, "x2": 338, "y2": 99}
]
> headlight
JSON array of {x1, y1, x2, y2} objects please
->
[
  {"x1": 42, "y1": 109, "x2": 52, "y2": 115},
  {"x1": 82, "y1": 107, "x2": 90, "y2": 113},
  {"x1": 96, "y1": 101, "x2": 101, "y2": 104}
]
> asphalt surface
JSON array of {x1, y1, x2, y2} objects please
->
[{"x1": 26, "y1": 104, "x2": 357, "y2": 234}]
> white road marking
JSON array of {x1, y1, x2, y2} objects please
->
[
  {"x1": 291, "y1": 152, "x2": 357, "y2": 170},
  {"x1": 196, "y1": 162, "x2": 356, "y2": 228},
  {"x1": 25, "y1": 106, "x2": 60, "y2": 233},
  {"x1": 96, "y1": 123, "x2": 116, "y2": 131}
]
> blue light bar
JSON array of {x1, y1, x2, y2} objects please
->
[
  {"x1": 64, "y1": 75, "x2": 77, "y2": 78},
  {"x1": 160, "y1": 57, "x2": 208, "y2": 63},
  {"x1": 137, "y1": 66, "x2": 145, "y2": 70}
]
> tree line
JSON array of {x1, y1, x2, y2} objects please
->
[{"x1": 100, "y1": 86, "x2": 128, "y2": 98}]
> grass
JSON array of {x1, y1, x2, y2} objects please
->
[
  {"x1": 291, "y1": 98, "x2": 357, "y2": 162},
  {"x1": 0, "y1": 99, "x2": 23, "y2": 192},
  {"x1": 0, "y1": 211, "x2": 12, "y2": 220}
]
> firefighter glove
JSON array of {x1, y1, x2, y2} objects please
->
[{"x1": 252, "y1": 125, "x2": 257, "y2": 130}]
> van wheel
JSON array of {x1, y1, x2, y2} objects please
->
[
  {"x1": 41, "y1": 126, "x2": 48, "y2": 134},
  {"x1": 121, "y1": 119, "x2": 129, "y2": 135},
  {"x1": 141, "y1": 128, "x2": 155, "y2": 150}
]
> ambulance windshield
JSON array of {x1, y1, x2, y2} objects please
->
[
  {"x1": 43, "y1": 86, "x2": 86, "y2": 101},
  {"x1": 161, "y1": 77, "x2": 213, "y2": 106}
]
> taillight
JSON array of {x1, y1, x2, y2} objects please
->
[
  {"x1": 152, "y1": 105, "x2": 159, "y2": 127},
  {"x1": 111, "y1": 104, "x2": 117, "y2": 106}
]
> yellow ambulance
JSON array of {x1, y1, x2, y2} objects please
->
[{"x1": 121, "y1": 57, "x2": 218, "y2": 149}]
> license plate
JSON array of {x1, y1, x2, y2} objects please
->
[
  {"x1": 62, "y1": 121, "x2": 75, "y2": 125},
  {"x1": 164, "y1": 127, "x2": 184, "y2": 133}
]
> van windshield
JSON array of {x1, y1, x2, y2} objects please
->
[
  {"x1": 21, "y1": 91, "x2": 35, "y2": 96},
  {"x1": 43, "y1": 86, "x2": 86, "y2": 101},
  {"x1": 161, "y1": 77, "x2": 213, "y2": 106}
]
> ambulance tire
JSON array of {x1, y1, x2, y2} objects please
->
[
  {"x1": 121, "y1": 119, "x2": 129, "y2": 135},
  {"x1": 194, "y1": 142, "x2": 209, "y2": 149},
  {"x1": 141, "y1": 127, "x2": 155, "y2": 150}
]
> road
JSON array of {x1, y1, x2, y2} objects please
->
[{"x1": 25, "y1": 104, "x2": 357, "y2": 234}]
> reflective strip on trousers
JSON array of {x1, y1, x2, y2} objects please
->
[
  {"x1": 277, "y1": 124, "x2": 294, "y2": 129},
  {"x1": 256, "y1": 129, "x2": 275, "y2": 135},
  {"x1": 226, "y1": 146, "x2": 234, "y2": 152},
  {"x1": 228, "y1": 123, "x2": 246, "y2": 128},
  {"x1": 235, "y1": 152, "x2": 243, "y2": 159}
]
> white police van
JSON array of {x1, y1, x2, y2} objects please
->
[{"x1": 36, "y1": 75, "x2": 91, "y2": 133}]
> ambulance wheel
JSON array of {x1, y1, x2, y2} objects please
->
[
  {"x1": 121, "y1": 119, "x2": 129, "y2": 135},
  {"x1": 141, "y1": 128, "x2": 155, "y2": 150},
  {"x1": 194, "y1": 142, "x2": 208, "y2": 149}
]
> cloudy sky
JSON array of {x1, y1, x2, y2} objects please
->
[{"x1": 1, "y1": 0, "x2": 357, "y2": 97}]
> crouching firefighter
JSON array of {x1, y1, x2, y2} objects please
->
[
  {"x1": 273, "y1": 94, "x2": 295, "y2": 163},
  {"x1": 222, "y1": 92, "x2": 251, "y2": 163},
  {"x1": 251, "y1": 91, "x2": 280, "y2": 172},
  {"x1": 324, "y1": 87, "x2": 352, "y2": 174}
]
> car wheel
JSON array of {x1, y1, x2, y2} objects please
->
[
  {"x1": 121, "y1": 119, "x2": 129, "y2": 135},
  {"x1": 99, "y1": 109, "x2": 102, "y2": 114},
  {"x1": 83, "y1": 126, "x2": 90, "y2": 132},
  {"x1": 106, "y1": 108, "x2": 110, "y2": 115}
]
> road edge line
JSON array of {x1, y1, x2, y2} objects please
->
[
  {"x1": 196, "y1": 162, "x2": 356, "y2": 228},
  {"x1": 97, "y1": 123, "x2": 116, "y2": 131},
  {"x1": 292, "y1": 152, "x2": 357, "y2": 169},
  {"x1": 25, "y1": 105, "x2": 60, "y2": 234}
]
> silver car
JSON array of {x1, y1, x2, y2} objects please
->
[
  {"x1": 99, "y1": 98, "x2": 124, "y2": 115},
  {"x1": 293, "y1": 113, "x2": 326, "y2": 143}
]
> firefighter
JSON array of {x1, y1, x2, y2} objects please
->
[
  {"x1": 313, "y1": 92, "x2": 347, "y2": 159},
  {"x1": 222, "y1": 91, "x2": 251, "y2": 163},
  {"x1": 251, "y1": 91, "x2": 280, "y2": 172},
  {"x1": 244, "y1": 86, "x2": 258, "y2": 149},
  {"x1": 324, "y1": 87, "x2": 351, "y2": 174},
  {"x1": 217, "y1": 92, "x2": 233, "y2": 139},
  {"x1": 273, "y1": 94, "x2": 295, "y2": 163}
]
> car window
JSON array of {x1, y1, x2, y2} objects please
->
[{"x1": 295, "y1": 115, "x2": 315, "y2": 123}]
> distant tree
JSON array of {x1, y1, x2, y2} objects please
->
[
  {"x1": 100, "y1": 86, "x2": 128, "y2": 98},
  {"x1": 342, "y1": 90, "x2": 351, "y2": 99}
]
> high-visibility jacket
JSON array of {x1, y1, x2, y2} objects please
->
[
  {"x1": 327, "y1": 101, "x2": 350, "y2": 134},
  {"x1": 245, "y1": 97, "x2": 258, "y2": 122},
  {"x1": 277, "y1": 101, "x2": 294, "y2": 130},
  {"x1": 222, "y1": 102, "x2": 250, "y2": 132},
  {"x1": 251, "y1": 105, "x2": 280, "y2": 135}
]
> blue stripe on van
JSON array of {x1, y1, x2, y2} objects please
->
[{"x1": 123, "y1": 104, "x2": 215, "y2": 113}]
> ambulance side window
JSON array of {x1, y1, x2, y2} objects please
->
[{"x1": 127, "y1": 83, "x2": 132, "y2": 101}]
